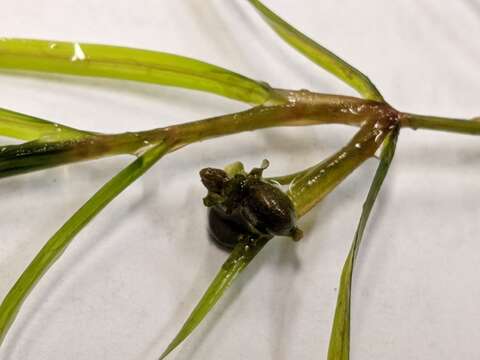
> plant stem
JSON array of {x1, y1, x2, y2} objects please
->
[
  {"x1": 1, "y1": 91, "x2": 393, "y2": 178},
  {"x1": 402, "y1": 113, "x2": 480, "y2": 135},
  {"x1": 288, "y1": 116, "x2": 397, "y2": 218},
  {"x1": 149, "y1": 91, "x2": 391, "y2": 147}
]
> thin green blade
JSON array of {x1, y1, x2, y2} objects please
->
[
  {"x1": 0, "y1": 38, "x2": 277, "y2": 105},
  {"x1": 327, "y1": 126, "x2": 399, "y2": 360},
  {"x1": 247, "y1": 0, "x2": 384, "y2": 102},
  {"x1": 0, "y1": 107, "x2": 87, "y2": 141},
  {"x1": 0, "y1": 132, "x2": 148, "y2": 179},
  {"x1": 158, "y1": 236, "x2": 271, "y2": 359},
  {"x1": 0, "y1": 142, "x2": 169, "y2": 346}
]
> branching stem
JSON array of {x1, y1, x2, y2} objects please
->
[{"x1": 1, "y1": 90, "x2": 396, "y2": 178}]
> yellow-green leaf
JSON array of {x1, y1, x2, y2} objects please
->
[{"x1": 0, "y1": 38, "x2": 275, "y2": 105}]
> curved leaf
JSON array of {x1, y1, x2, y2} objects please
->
[
  {"x1": 327, "y1": 126, "x2": 399, "y2": 360},
  {"x1": 0, "y1": 38, "x2": 276, "y2": 105},
  {"x1": 247, "y1": 0, "x2": 384, "y2": 101},
  {"x1": 158, "y1": 236, "x2": 271, "y2": 359}
]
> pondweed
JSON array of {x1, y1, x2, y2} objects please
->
[{"x1": 0, "y1": 1, "x2": 478, "y2": 359}]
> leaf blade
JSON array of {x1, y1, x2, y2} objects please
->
[
  {"x1": 327, "y1": 126, "x2": 399, "y2": 360},
  {"x1": 0, "y1": 107, "x2": 87, "y2": 141},
  {"x1": 0, "y1": 142, "x2": 169, "y2": 346},
  {"x1": 0, "y1": 132, "x2": 150, "y2": 179},
  {"x1": 247, "y1": 0, "x2": 384, "y2": 101},
  {"x1": 0, "y1": 38, "x2": 276, "y2": 105},
  {"x1": 158, "y1": 236, "x2": 271, "y2": 360}
]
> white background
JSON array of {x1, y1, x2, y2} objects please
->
[{"x1": 0, "y1": 1, "x2": 479, "y2": 359}]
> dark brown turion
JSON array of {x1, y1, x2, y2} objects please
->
[{"x1": 200, "y1": 163, "x2": 302, "y2": 250}]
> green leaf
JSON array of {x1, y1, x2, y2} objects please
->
[
  {"x1": 247, "y1": 0, "x2": 384, "y2": 102},
  {"x1": 327, "y1": 126, "x2": 399, "y2": 360},
  {"x1": 0, "y1": 132, "x2": 150, "y2": 179},
  {"x1": 158, "y1": 235, "x2": 271, "y2": 360},
  {"x1": 0, "y1": 107, "x2": 87, "y2": 141},
  {"x1": 0, "y1": 38, "x2": 277, "y2": 105},
  {"x1": 0, "y1": 142, "x2": 169, "y2": 346}
]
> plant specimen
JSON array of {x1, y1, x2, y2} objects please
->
[{"x1": 0, "y1": 1, "x2": 479, "y2": 359}]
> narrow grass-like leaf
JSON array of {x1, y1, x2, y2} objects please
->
[
  {"x1": 0, "y1": 142, "x2": 169, "y2": 345},
  {"x1": 327, "y1": 126, "x2": 399, "y2": 360},
  {"x1": 0, "y1": 107, "x2": 87, "y2": 141},
  {"x1": 158, "y1": 235, "x2": 271, "y2": 360},
  {"x1": 0, "y1": 132, "x2": 151, "y2": 178},
  {"x1": 0, "y1": 38, "x2": 278, "y2": 105},
  {"x1": 247, "y1": 0, "x2": 384, "y2": 102}
]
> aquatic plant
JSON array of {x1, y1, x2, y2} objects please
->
[{"x1": 0, "y1": 1, "x2": 478, "y2": 359}]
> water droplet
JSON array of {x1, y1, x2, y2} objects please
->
[
  {"x1": 71, "y1": 42, "x2": 86, "y2": 62},
  {"x1": 143, "y1": 140, "x2": 150, "y2": 145},
  {"x1": 338, "y1": 152, "x2": 347, "y2": 160},
  {"x1": 355, "y1": 143, "x2": 362, "y2": 149},
  {"x1": 49, "y1": 43, "x2": 57, "y2": 49}
]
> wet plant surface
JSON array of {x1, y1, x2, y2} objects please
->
[{"x1": 0, "y1": 1, "x2": 479, "y2": 359}]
